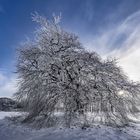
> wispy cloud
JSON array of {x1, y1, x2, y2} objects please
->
[
  {"x1": 85, "y1": 1, "x2": 94, "y2": 22},
  {"x1": 84, "y1": 10, "x2": 140, "y2": 81},
  {"x1": 0, "y1": 72, "x2": 17, "y2": 97},
  {"x1": 0, "y1": 5, "x2": 5, "y2": 14}
]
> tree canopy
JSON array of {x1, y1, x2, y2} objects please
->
[{"x1": 15, "y1": 13, "x2": 140, "y2": 128}]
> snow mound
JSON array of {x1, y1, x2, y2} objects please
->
[{"x1": 0, "y1": 111, "x2": 21, "y2": 120}]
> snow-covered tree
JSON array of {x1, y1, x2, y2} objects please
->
[{"x1": 15, "y1": 13, "x2": 140, "y2": 127}]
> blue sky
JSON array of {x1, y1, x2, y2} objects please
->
[{"x1": 1, "y1": 0, "x2": 140, "y2": 97}]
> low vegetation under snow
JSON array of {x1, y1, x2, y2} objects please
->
[{"x1": 0, "y1": 111, "x2": 140, "y2": 140}]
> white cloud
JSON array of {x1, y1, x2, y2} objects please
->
[
  {"x1": 83, "y1": 10, "x2": 140, "y2": 82},
  {"x1": 0, "y1": 72, "x2": 18, "y2": 97}
]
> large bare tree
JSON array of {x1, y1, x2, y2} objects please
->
[{"x1": 15, "y1": 13, "x2": 140, "y2": 128}]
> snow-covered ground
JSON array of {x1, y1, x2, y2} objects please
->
[
  {"x1": 0, "y1": 111, "x2": 140, "y2": 140},
  {"x1": 0, "y1": 111, "x2": 20, "y2": 119}
]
